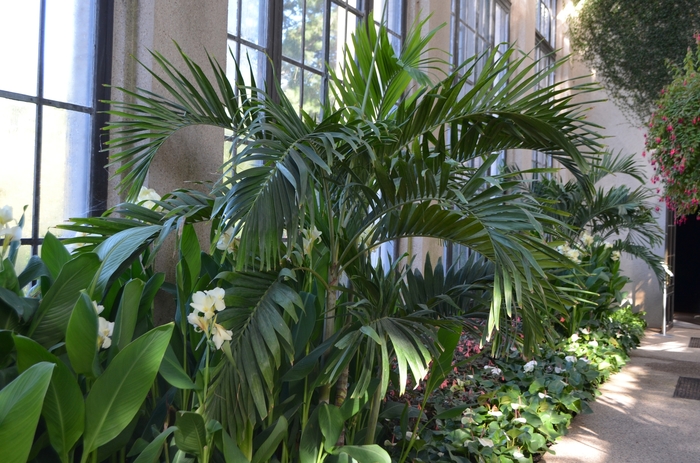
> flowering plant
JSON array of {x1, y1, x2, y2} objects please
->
[{"x1": 645, "y1": 34, "x2": 700, "y2": 221}]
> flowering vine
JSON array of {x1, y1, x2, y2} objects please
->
[{"x1": 645, "y1": 34, "x2": 700, "y2": 222}]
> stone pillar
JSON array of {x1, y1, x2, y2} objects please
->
[{"x1": 109, "y1": 0, "x2": 228, "y2": 324}]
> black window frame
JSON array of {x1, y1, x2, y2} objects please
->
[{"x1": 0, "y1": 0, "x2": 113, "y2": 255}]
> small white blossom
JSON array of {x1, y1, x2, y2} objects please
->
[
  {"x1": 611, "y1": 250, "x2": 621, "y2": 261},
  {"x1": 98, "y1": 317, "x2": 114, "y2": 349},
  {"x1": 211, "y1": 322, "x2": 233, "y2": 350},
  {"x1": 92, "y1": 301, "x2": 105, "y2": 315},
  {"x1": 187, "y1": 311, "x2": 209, "y2": 332},
  {"x1": 554, "y1": 366, "x2": 564, "y2": 374},
  {"x1": 604, "y1": 241, "x2": 613, "y2": 249},
  {"x1": 513, "y1": 417, "x2": 527, "y2": 423},
  {"x1": 216, "y1": 228, "x2": 237, "y2": 254},
  {"x1": 511, "y1": 403, "x2": 521, "y2": 410},
  {"x1": 579, "y1": 328, "x2": 590, "y2": 335},
  {"x1": 0, "y1": 226, "x2": 21, "y2": 241},
  {"x1": 488, "y1": 410, "x2": 503, "y2": 417},
  {"x1": 570, "y1": 333, "x2": 580, "y2": 342},
  {"x1": 302, "y1": 226, "x2": 322, "y2": 255},
  {"x1": 514, "y1": 450, "x2": 525, "y2": 458},
  {"x1": 0, "y1": 206, "x2": 12, "y2": 226},
  {"x1": 190, "y1": 288, "x2": 227, "y2": 320},
  {"x1": 538, "y1": 392, "x2": 550, "y2": 399},
  {"x1": 523, "y1": 360, "x2": 537, "y2": 373},
  {"x1": 137, "y1": 186, "x2": 161, "y2": 210},
  {"x1": 581, "y1": 232, "x2": 594, "y2": 246},
  {"x1": 565, "y1": 355, "x2": 577, "y2": 363},
  {"x1": 588, "y1": 340, "x2": 599, "y2": 347}
]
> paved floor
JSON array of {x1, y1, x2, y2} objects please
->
[{"x1": 543, "y1": 320, "x2": 700, "y2": 463}]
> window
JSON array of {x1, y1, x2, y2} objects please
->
[
  {"x1": 532, "y1": 0, "x2": 556, "y2": 179},
  {"x1": 447, "y1": 0, "x2": 510, "y2": 268},
  {"x1": 0, "y1": 0, "x2": 112, "y2": 267},
  {"x1": 226, "y1": 0, "x2": 404, "y2": 115}
]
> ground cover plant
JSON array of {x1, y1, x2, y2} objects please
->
[{"x1": 0, "y1": 15, "x2": 655, "y2": 463}]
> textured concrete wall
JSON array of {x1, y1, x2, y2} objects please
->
[{"x1": 109, "y1": 0, "x2": 228, "y2": 324}]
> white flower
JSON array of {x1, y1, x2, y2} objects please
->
[
  {"x1": 137, "y1": 186, "x2": 161, "y2": 210},
  {"x1": 484, "y1": 365, "x2": 502, "y2": 376},
  {"x1": 92, "y1": 301, "x2": 105, "y2": 315},
  {"x1": 588, "y1": 340, "x2": 598, "y2": 347},
  {"x1": 581, "y1": 358, "x2": 590, "y2": 363},
  {"x1": 98, "y1": 317, "x2": 114, "y2": 349},
  {"x1": 579, "y1": 328, "x2": 590, "y2": 335},
  {"x1": 581, "y1": 232, "x2": 594, "y2": 246},
  {"x1": 211, "y1": 322, "x2": 233, "y2": 350},
  {"x1": 513, "y1": 417, "x2": 526, "y2": 423},
  {"x1": 404, "y1": 431, "x2": 419, "y2": 440},
  {"x1": 604, "y1": 241, "x2": 613, "y2": 249},
  {"x1": 514, "y1": 450, "x2": 525, "y2": 458},
  {"x1": 488, "y1": 409, "x2": 503, "y2": 417},
  {"x1": 216, "y1": 227, "x2": 237, "y2": 254},
  {"x1": 554, "y1": 366, "x2": 564, "y2": 374},
  {"x1": 538, "y1": 392, "x2": 550, "y2": 399},
  {"x1": 0, "y1": 226, "x2": 21, "y2": 241},
  {"x1": 190, "y1": 288, "x2": 227, "y2": 320},
  {"x1": 611, "y1": 250, "x2": 621, "y2": 261},
  {"x1": 302, "y1": 226, "x2": 322, "y2": 255},
  {"x1": 570, "y1": 333, "x2": 580, "y2": 342},
  {"x1": 187, "y1": 311, "x2": 209, "y2": 332},
  {"x1": 523, "y1": 360, "x2": 537, "y2": 373},
  {"x1": 511, "y1": 403, "x2": 521, "y2": 410},
  {"x1": 0, "y1": 206, "x2": 12, "y2": 226},
  {"x1": 565, "y1": 355, "x2": 577, "y2": 363}
]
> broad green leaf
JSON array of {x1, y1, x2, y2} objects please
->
[
  {"x1": 179, "y1": 225, "x2": 201, "y2": 295},
  {"x1": 41, "y1": 232, "x2": 71, "y2": 280},
  {"x1": 251, "y1": 417, "x2": 287, "y2": 463},
  {"x1": 299, "y1": 407, "x2": 322, "y2": 463},
  {"x1": 159, "y1": 345, "x2": 196, "y2": 390},
  {"x1": 138, "y1": 272, "x2": 165, "y2": 320},
  {"x1": 29, "y1": 253, "x2": 101, "y2": 348},
  {"x1": 0, "y1": 287, "x2": 24, "y2": 318},
  {"x1": 0, "y1": 362, "x2": 54, "y2": 463},
  {"x1": 66, "y1": 292, "x2": 100, "y2": 377},
  {"x1": 93, "y1": 225, "x2": 161, "y2": 296},
  {"x1": 18, "y1": 255, "x2": 51, "y2": 289},
  {"x1": 83, "y1": 323, "x2": 174, "y2": 457},
  {"x1": 14, "y1": 335, "x2": 85, "y2": 463},
  {"x1": 174, "y1": 412, "x2": 206, "y2": 456},
  {"x1": 133, "y1": 427, "x2": 176, "y2": 463},
  {"x1": 0, "y1": 258, "x2": 20, "y2": 295},
  {"x1": 221, "y1": 430, "x2": 251, "y2": 463},
  {"x1": 318, "y1": 404, "x2": 344, "y2": 452},
  {"x1": 111, "y1": 279, "x2": 145, "y2": 351},
  {"x1": 332, "y1": 445, "x2": 391, "y2": 463}
]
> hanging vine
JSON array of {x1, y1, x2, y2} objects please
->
[{"x1": 568, "y1": 0, "x2": 700, "y2": 123}]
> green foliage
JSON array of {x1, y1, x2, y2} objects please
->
[
  {"x1": 568, "y1": 0, "x2": 700, "y2": 122},
  {"x1": 386, "y1": 307, "x2": 645, "y2": 462},
  {"x1": 529, "y1": 152, "x2": 664, "y2": 281},
  {"x1": 645, "y1": 38, "x2": 700, "y2": 220}
]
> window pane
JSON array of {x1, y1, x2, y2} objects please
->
[
  {"x1": 304, "y1": 0, "x2": 325, "y2": 70},
  {"x1": 43, "y1": 0, "x2": 96, "y2": 106},
  {"x1": 40, "y1": 107, "x2": 91, "y2": 237},
  {"x1": 0, "y1": 1, "x2": 40, "y2": 96},
  {"x1": 227, "y1": 41, "x2": 266, "y2": 87},
  {"x1": 228, "y1": 0, "x2": 239, "y2": 36},
  {"x1": 283, "y1": 0, "x2": 303, "y2": 62},
  {"x1": 302, "y1": 71, "x2": 322, "y2": 117},
  {"x1": 0, "y1": 99, "x2": 36, "y2": 234},
  {"x1": 281, "y1": 61, "x2": 302, "y2": 111},
  {"x1": 241, "y1": 0, "x2": 268, "y2": 46}
]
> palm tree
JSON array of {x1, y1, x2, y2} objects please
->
[
  {"x1": 528, "y1": 151, "x2": 664, "y2": 281},
  {"x1": 96, "y1": 17, "x2": 606, "y2": 460}
]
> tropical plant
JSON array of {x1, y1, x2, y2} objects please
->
[
  {"x1": 527, "y1": 152, "x2": 664, "y2": 281},
  {"x1": 60, "y1": 15, "x2": 611, "y2": 462},
  {"x1": 645, "y1": 35, "x2": 700, "y2": 221},
  {"x1": 0, "y1": 222, "x2": 175, "y2": 463}
]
